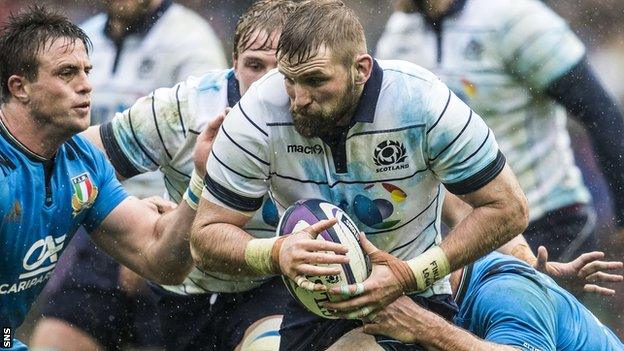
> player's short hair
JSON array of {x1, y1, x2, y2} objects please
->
[
  {"x1": 233, "y1": 0, "x2": 297, "y2": 58},
  {"x1": 277, "y1": 0, "x2": 366, "y2": 66},
  {"x1": 0, "y1": 5, "x2": 92, "y2": 102}
]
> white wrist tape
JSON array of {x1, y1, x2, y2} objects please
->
[{"x1": 183, "y1": 170, "x2": 203, "y2": 210}]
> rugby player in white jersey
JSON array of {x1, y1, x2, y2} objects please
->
[
  {"x1": 376, "y1": 0, "x2": 624, "y2": 268},
  {"x1": 190, "y1": 1, "x2": 529, "y2": 350},
  {"x1": 31, "y1": 1, "x2": 226, "y2": 350},
  {"x1": 35, "y1": 2, "x2": 297, "y2": 350}
]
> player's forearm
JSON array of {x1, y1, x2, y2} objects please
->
[
  {"x1": 497, "y1": 234, "x2": 537, "y2": 265},
  {"x1": 419, "y1": 313, "x2": 517, "y2": 351},
  {"x1": 190, "y1": 221, "x2": 260, "y2": 276},
  {"x1": 143, "y1": 201, "x2": 195, "y2": 284},
  {"x1": 441, "y1": 193, "x2": 528, "y2": 272}
]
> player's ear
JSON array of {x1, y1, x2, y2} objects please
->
[
  {"x1": 7, "y1": 75, "x2": 30, "y2": 103},
  {"x1": 232, "y1": 53, "x2": 239, "y2": 77},
  {"x1": 353, "y1": 54, "x2": 373, "y2": 86}
]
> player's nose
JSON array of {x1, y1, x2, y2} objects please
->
[
  {"x1": 76, "y1": 71, "x2": 92, "y2": 95},
  {"x1": 293, "y1": 85, "x2": 312, "y2": 109}
]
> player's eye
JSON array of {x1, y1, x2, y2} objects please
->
[
  {"x1": 284, "y1": 76, "x2": 294, "y2": 85},
  {"x1": 305, "y1": 77, "x2": 325, "y2": 86},
  {"x1": 59, "y1": 70, "x2": 74, "y2": 78}
]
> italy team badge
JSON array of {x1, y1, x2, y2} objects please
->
[{"x1": 71, "y1": 173, "x2": 99, "y2": 217}]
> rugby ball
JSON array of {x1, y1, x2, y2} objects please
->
[{"x1": 277, "y1": 199, "x2": 371, "y2": 319}]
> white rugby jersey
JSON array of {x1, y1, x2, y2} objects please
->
[
  {"x1": 204, "y1": 60, "x2": 505, "y2": 297},
  {"x1": 101, "y1": 69, "x2": 279, "y2": 294},
  {"x1": 83, "y1": 0, "x2": 227, "y2": 197},
  {"x1": 376, "y1": 0, "x2": 590, "y2": 221}
]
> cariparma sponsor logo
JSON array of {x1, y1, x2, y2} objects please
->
[
  {"x1": 373, "y1": 140, "x2": 409, "y2": 173},
  {"x1": 0, "y1": 234, "x2": 66, "y2": 295},
  {"x1": 71, "y1": 172, "x2": 98, "y2": 217}
]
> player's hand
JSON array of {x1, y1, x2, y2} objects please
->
[
  {"x1": 278, "y1": 218, "x2": 350, "y2": 292},
  {"x1": 362, "y1": 296, "x2": 428, "y2": 344},
  {"x1": 141, "y1": 195, "x2": 177, "y2": 214},
  {"x1": 193, "y1": 108, "x2": 229, "y2": 176},
  {"x1": 325, "y1": 234, "x2": 404, "y2": 320},
  {"x1": 534, "y1": 246, "x2": 623, "y2": 296}
]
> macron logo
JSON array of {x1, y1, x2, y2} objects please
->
[{"x1": 287, "y1": 144, "x2": 323, "y2": 155}]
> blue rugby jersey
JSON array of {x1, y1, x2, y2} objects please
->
[
  {"x1": 204, "y1": 59, "x2": 505, "y2": 298},
  {"x1": 455, "y1": 252, "x2": 624, "y2": 350},
  {"x1": 0, "y1": 119, "x2": 127, "y2": 335}
]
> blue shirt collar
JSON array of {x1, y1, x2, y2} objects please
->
[
  {"x1": 350, "y1": 59, "x2": 383, "y2": 126},
  {"x1": 227, "y1": 70, "x2": 242, "y2": 108}
]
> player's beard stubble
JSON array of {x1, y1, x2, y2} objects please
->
[{"x1": 291, "y1": 71, "x2": 359, "y2": 139}]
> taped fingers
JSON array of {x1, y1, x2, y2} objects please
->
[{"x1": 294, "y1": 275, "x2": 326, "y2": 292}]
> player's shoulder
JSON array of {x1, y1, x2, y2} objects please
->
[
  {"x1": 157, "y1": 4, "x2": 219, "y2": 43},
  {"x1": 479, "y1": 0, "x2": 559, "y2": 28},
  {"x1": 378, "y1": 59, "x2": 439, "y2": 84},
  {"x1": 192, "y1": 69, "x2": 233, "y2": 93},
  {"x1": 239, "y1": 68, "x2": 291, "y2": 123},
  {"x1": 80, "y1": 13, "x2": 107, "y2": 38},
  {"x1": 377, "y1": 59, "x2": 447, "y2": 102},
  {"x1": 383, "y1": 10, "x2": 423, "y2": 33},
  {"x1": 65, "y1": 134, "x2": 106, "y2": 162}
]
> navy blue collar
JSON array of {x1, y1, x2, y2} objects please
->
[
  {"x1": 454, "y1": 263, "x2": 473, "y2": 306},
  {"x1": 0, "y1": 113, "x2": 49, "y2": 162},
  {"x1": 104, "y1": 0, "x2": 172, "y2": 40},
  {"x1": 227, "y1": 70, "x2": 242, "y2": 108},
  {"x1": 350, "y1": 59, "x2": 383, "y2": 126}
]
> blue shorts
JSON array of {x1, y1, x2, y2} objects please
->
[
  {"x1": 279, "y1": 293, "x2": 458, "y2": 351},
  {"x1": 150, "y1": 277, "x2": 290, "y2": 351}
]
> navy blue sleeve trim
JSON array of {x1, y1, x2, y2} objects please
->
[
  {"x1": 204, "y1": 174, "x2": 263, "y2": 212},
  {"x1": 445, "y1": 151, "x2": 506, "y2": 195},
  {"x1": 546, "y1": 59, "x2": 624, "y2": 227},
  {"x1": 100, "y1": 122, "x2": 142, "y2": 179}
]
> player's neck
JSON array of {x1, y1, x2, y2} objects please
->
[
  {"x1": 0, "y1": 103, "x2": 66, "y2": 160},
  {"x1": 107, "y1": 0, "x2": 164, "y2": 40},
  {"x1": 424, "y1": 0, "x2": 455, "y2": 21}
]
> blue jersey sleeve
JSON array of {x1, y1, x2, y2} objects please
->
[
  {"x1": 466, "y1": 275, "x2": 557, "y2": 351},
  {"x1": 81, "y1": 141, "x2": 128, "y2": 232}
]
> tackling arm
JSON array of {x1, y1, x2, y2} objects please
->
[
  {"x1": 362, "y1": 296, "x2": 519, "y2": 351},
  {"x1": 89, "y1": 197, "x2": 196, "y2": 285}
]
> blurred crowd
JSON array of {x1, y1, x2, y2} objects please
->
[{"x1": 2, "y1": 0, "x2": 623, "y2": 341}]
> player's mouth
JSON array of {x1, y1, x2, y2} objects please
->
[{"x1": 73, "y1": 102, "x2": 91, "y2": 114}]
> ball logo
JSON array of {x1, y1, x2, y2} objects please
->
[{"x1": 373, "y1": 140, "x2": 409, "y2": 173}]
